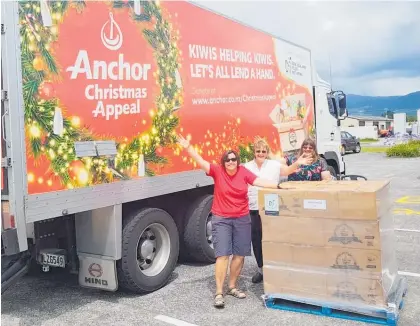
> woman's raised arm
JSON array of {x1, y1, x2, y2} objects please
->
[{"x1": 178, "y1": 134, "x2": 210, "y2": 174}]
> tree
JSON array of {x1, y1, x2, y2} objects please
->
[{"x1": 407, "y1": 116, "x2": 417, "y2": 123}]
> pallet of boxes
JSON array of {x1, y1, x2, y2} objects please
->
[{"x1": 258, "y1": 180, "x2": 408, "y2": 325}]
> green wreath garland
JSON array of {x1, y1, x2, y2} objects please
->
[{"x1": 19, "y1": 0, "x2": 181, "y2": 188}]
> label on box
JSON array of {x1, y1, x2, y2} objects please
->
[
  {"x1": 264, "y1": 194, "x2": 279, "y2": 216},
  {"x1": 303, "y1": 199, "x2": 326, "y2": 210}
]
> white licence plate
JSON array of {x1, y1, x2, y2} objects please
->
[{"x1": 42, "y1": 253, "x2": 66, "y2": 268}]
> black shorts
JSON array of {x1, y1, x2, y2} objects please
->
[{"x1": 211, "y1": 214, "x2": 252, "y2": 258}]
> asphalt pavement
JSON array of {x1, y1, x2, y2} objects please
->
[{"x1": 2, "y1": 152, "x2": 420, "y2": 326}]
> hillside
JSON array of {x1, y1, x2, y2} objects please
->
[{"x1": 346, "y1": 91, "x2": 420, "y2": 117}]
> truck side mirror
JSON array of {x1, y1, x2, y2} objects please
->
[
  {"x1": 339, "y1": 108, "x2": 348, "y2": 120},
  {"x1": 332, "y1": 91, "x2": 347, "y2": 118},
  {"x1": 339, "y1": 94, "x2": 346, "y2": 110},
  {"x1": 337, "y1": 91, "x2": 347, "y2": 116}
]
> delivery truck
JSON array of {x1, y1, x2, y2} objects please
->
[{"x1": 1, "y1": 0, "x2": 347, "y2": 294}]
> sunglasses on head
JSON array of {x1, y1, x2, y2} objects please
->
[
  {"x1": 255, "y1": 150, "x2": 267, "y2": 154},
  {"x1": 224, "y1": 157, "x2": 238, "y2": 163}
]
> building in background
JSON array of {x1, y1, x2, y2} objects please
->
[
  {"x1": 393, "y1": 113, "x2": 407, "y2": 135},
  {"x1": 341, "y1": 115, "x2": 394, "y2": 139},
  {"x1": 341, "y1": 115, "x2": 394, "y2": 129},
  {"x1": 407, "y1": 109, "x2": 420, "y2": 136}
]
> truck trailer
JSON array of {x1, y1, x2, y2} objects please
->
[{"x1": 1, "y1": 0, "x2": 347, "y2": 294}]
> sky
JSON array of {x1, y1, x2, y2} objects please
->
[{"x1": 194, "y1": 0, "x2": 420, "y2": 97}]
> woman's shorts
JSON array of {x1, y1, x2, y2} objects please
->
[{"x1": 211, "y1": 214, "x2": 252, "y2": 258}]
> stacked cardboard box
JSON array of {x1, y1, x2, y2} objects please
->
[{"x1": 258, "y1": 180, "x2": 398, "y2": 309}]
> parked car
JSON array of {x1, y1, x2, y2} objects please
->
[{"x1": 341, "y1": 131, "x2": 361, "y2": 155}]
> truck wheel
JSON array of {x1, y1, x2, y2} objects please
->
[
  {"x1": 117, "y1": 208, "x2": 179, "y2": 293},
  {"x1": 183, "y1": 195, "x2": 215, "y2": 264},
  {"x1": 354, "y1": 143, "x2": 361, "y2": 153}
]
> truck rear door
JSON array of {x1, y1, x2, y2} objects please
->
[{"x1": 1, "y1": 4, "x2": 29, "y2": 254}]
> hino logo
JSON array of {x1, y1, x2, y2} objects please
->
[
  {"x1": 85, "y1": 262, "x2": 108, "y2": 286},
  {"x1": 85, "y1": 277, "x2": 109, "y2": 286},
  {"x1": 88, "y1": 263, "x2": 103, "y2": 277}
]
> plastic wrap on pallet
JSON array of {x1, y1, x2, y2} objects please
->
[
  {"x1": 262, "y1": 210, "x2": 397, "y2": 275},
  {"x1": 258, "y1": 180, "x2": 404, "y2": 319},
  {"x1": 263, "y1": 264, "x2": 392, "y2": 314},
  {"x1": 262, "y1": 269, "x2": 408, "y2": 321}
]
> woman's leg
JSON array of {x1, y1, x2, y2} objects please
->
[
  {"x1": 250, "y1": 210, "x2": 263, "y2": 283},
  {"x1": 211, "y1": 216, "x2": 233, "y2": 305},
  {"x1": 228, "y1": 255, "x2": 244, "y2": 290},
  {"x1": 229, "y1": 214, "x2": 251, "y2": 296},
  {"x1": 215, "y1": 256, "x2": 229, "y2": 295}
]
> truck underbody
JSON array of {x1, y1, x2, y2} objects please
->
[{"x1": 2, "y1": 184, "x2": 216, "y2": 294}]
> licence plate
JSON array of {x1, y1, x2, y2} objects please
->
[{"x1": 41, "y1": 253, "x2": 66, "y2": 268}]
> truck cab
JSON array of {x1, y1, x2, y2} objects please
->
[{"x1": 313, "y1": 74, "x2": 347, "y2": 176}]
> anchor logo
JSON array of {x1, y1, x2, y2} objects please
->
[{"x1": 101, "y1": 12, "x2": 123, "y2": 51}]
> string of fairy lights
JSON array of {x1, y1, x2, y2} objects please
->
[{"x1": 19, "y1": 0, "x2": 182, "y2": 189}]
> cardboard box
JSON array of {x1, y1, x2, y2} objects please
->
[
  {"x1": 261, "y1": 215, "x2": 382, "y2": 250},
  {"x1": 258, "y1": 180, "x2": 391, "y2": 220},
  {"x1": 263, "y1": 266, "x2": 326, "y2": 300},
  {"x1": 260, "y1": 180, "x2": 397, "y2": 310},
  {"x1": 263, "y1": 266, "x2": 388, "y2": 308},
  {"x1": 326, "y1": 274, "x2": 387, "y2": 307},
  {"x1": 262, "y1": 242, "x2": 383, "y2": 274}
]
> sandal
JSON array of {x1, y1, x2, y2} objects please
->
[
  {"x1": 227, "y1": 287, "x2": 246, "y2": 299},
  {"x1": 214, "y1": 293, "x2": 225, "y2": 308}
]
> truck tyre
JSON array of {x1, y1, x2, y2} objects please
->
[
  {"x1": 117, "y1": 208, "x2": 179, "y2": 293},
  {"x1": 183, "y1": 195, "x2": 215, "y2": 264}
]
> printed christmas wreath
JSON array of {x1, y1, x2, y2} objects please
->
[{"x1": 19, "y1": 0, "x2": 182, "y2": 189}]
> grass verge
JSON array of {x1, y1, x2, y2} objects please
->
[
  {"x1": 361, "y1": 146, "x2": 387, "y2": 153},
  {"x1": 360, "y1": 138, "x2": 379, "y2": 143},
  {"x1": 386, "y1": 140, "x2": 420, "y2": 158}
]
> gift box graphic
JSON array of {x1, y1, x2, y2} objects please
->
[{"x1": 270, "y1": 93, "x2": 307, "y2": 152}]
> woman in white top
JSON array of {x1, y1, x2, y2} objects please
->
[{"x1": 244, "y1": 137, "x2": 311, "y2": 283}]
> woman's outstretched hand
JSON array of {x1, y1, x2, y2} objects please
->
[{"x1": 177, "y1": 134, "x2": 190, "y2": 149}]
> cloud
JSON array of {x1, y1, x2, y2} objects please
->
[
  {"x1": 333, "y1": 75, "x2": 420, "y2": 96},
  {"x1": 193, "y1": 0, "x2": 420, "y2": 96}
]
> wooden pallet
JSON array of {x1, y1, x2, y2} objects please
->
[{"x1": 263, "y1": 276, "x2": 408, "y2": 326}]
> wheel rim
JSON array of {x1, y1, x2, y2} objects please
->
[
  {"x1": 206, "y1": 213, "x2": 214, "y2": 249},
  {"x1": 356, "y1": 145, "x2": 361, "y2": 152},
  {"x1": 136, "y1": 223, "x2": 171, "y2": 277}
]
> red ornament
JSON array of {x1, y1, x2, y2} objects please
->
[
  {"x1": 156, "y1": 146, "x2": 163, "y2": 155},
  {"x1": 38, "y1": 81, "x2": 55, "y2": 100}
]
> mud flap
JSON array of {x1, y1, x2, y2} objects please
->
[{"x1": 78, "y1": 253, "x2": 118, "y2": 292}]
